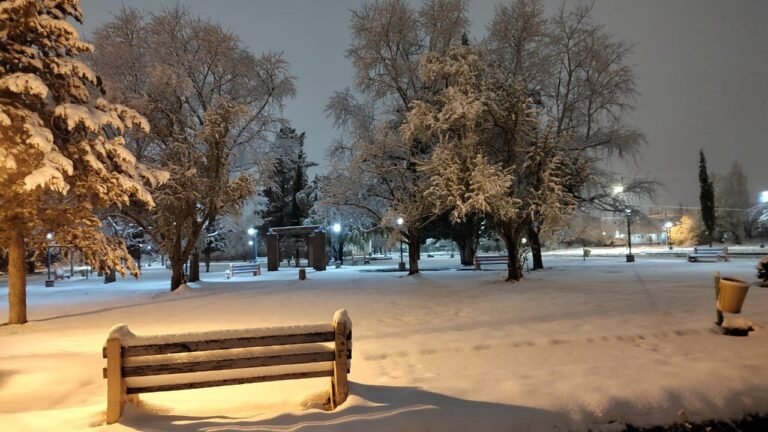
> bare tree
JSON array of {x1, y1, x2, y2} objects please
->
[
  {"x1": 486, "y1": 1, "x2": 651, "y2": 269},
  {"x1": 404, "y1": 45, "x2": 577, "y2": 280},
  {"x1": 714, "y1": 161, "x2": 750, "y2": 243},
  {"x1": 322, "y1": 0, "x2": 469, "y2": 274},
  {"x1": 91, "y1": 7, "x2": 295, "y2": 290}
]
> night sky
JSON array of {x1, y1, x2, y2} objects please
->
[{"x1": 78, "y1": 0, "x2": 768, "y2": 208}]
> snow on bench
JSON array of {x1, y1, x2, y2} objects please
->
[
  {"x1": 687, "y1": 246, "x2": 729, "y2": 263},
  {"x1": 474, "y1": 255, "x2": 508, "y2": 270},
  {"x1": 226, "y1": 262, "x2": 261, "y2": 278},
  {"x1": 102, "y1": 309, "x2": 352, "y2": 424}
]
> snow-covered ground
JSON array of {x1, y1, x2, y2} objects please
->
[{"x1": 1, "y1": 252, "x2": 767, "y2": 432}]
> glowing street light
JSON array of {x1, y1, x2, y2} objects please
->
[
  {"x1": 760, "y1": 191, "x2": 768, "y2": 204},
  {"x1": 46, "y1": 232, "x2": 54, "y2": 284},
  {"x1": 332, "y1": 223, "x2": 343, "y2": 264},
  {"x1": 247, "y1": 227, "x2": 257, "y2": 262}
]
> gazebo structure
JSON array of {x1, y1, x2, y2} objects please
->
[{"x1": 265, "y1": 225, "x2": 327, "y2": 272}]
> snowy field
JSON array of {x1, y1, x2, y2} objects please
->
[{"x1": 1, "y1": 252, "x2": 767, "y2": 432}]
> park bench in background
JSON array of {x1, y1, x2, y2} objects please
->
[
  {"x1": 688, "y1": 246, "x2": 729, "y2": 263},
  {"x1": 102, "y1": 309, "x2": 352, "y2": 424},
  {"x1": 226, "y1": 262, "x2": 261, "y2": 278},
  {"x1": 474, "y1": 255, "x2": 509, "y2": 270}
]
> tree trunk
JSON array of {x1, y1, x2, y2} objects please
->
[
  {"x1": 407, "y1": 228, "x2": 420, "y2": 275},
  {"x1": 170, "y1": 260, "x2": 185, "y2": 291},
  {"x1": 528, "y1": 225, "x2": 544, "y2": 270},
  {"x1": 500, "y1": 226, "x2": 525, "y2": 281},
  {"x1": 8, "y1": 229, "x2": 27, "y2": 324},
  {"x1": 189, "y1": 251, "x2": 200, "y2": 282},
  {"x1": 461, "y1": 240, "x2": 475, "y2": 266},
  {"x1": 338, "y1": 240, "x2": 345, "y2": 265},
  {"x1": 204, "y1": 251, "x2": 211, "y2": 273}
]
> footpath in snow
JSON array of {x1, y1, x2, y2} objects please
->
[{"x1": 0, "y1": 252, "x2": 767, "y2": 432}]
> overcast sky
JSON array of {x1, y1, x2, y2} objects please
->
[{"x1": 78, "y1": 0, "x2": 768, "y2": 208}]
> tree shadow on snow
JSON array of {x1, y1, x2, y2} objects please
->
[
  {"x1": 31, "y1": 288, "x2": 225, "y2": 323},
  {"x1": 117, "y1": 382, "x2": 574, "y2": 432},
  {"x1": 0, "y1": 369, "x2": 14, "y2": 392}
]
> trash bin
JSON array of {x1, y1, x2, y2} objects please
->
[
  {"x1": 718, "y1": 277, "x2": 750, "y2": 313},
  {"x1": 583, "y1": 248, "x2": 591, "y2": 258}
]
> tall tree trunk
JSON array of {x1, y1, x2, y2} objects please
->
[
  {"x1": 407, "y1": 228, "x2": 421, "y2": 275},
  {"x1": 204, "y1": 251, "x2": 211, "y2": 273},
  {"x1": 500, "y1": 224, "x2": 525, "y2": 281},
  {"x1": 455, "y1": 238, "x2": 469, "y2": 265},
  {"x1": 189, "y1": 251, "x2": 200, "y2": 282},
  {"x1": 528, "y1": 225, "x2": 544, "y2": 270},
  {"x1": 8, "y1": 229, "x2": 27, "y2": 324},
  {"x1": 170, "y1": 260, "x2": 185, "y2": 291},
  {"x1": 461, "y1": 240, "x2": 475, "y2": 266}
]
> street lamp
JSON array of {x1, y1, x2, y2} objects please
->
[
  {"x1": 247, "y1": 227, "x2": 257, "y2": 262},
  {"x1": 46, "y1": 232, "x2": 54, "y2": 285},
  {"x1": 397, "y1": 217, "x2": 405, "y2": 271},
  {"x1": 664, "y1": 221, "x2": 673, "y2": 250},
  {"x1": 332, "y1": 223, "x2": 342, "y2": 264},
  {"x1": 625, "y1": 208, "x2": 634, "y2": 262}
]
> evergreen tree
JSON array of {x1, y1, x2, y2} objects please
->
[
  {"x1": 260, "y1": 127, "x2": 316, "y2": 230},
  {"x1": 698, "y1": 150, "x2": 716, "y2": 246},
  {"x1": 0, "y1": 0, "x2": 165, "y2": 324}
]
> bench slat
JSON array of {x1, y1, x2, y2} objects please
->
[
  {"x1": 126, "y1": 369, "x2": 334, "y2": 394},
  {"x1": 122, "y1": 351, "x2": 335, "y2": 377},
  {"x1": 122, "y1": 332, "x2": 336, "y2": 357}
]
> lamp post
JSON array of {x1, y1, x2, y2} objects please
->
[
  {"x1": 45, "y1": 232, "x2": 54, "y2": 285},
  {"x1": 625, "y1": 208, "x2": 634, "y2": 262},
  {"x1": 247, "y1": 227, "x2": 257, "y2": 262},
  {"x1": 664, "y1": 221, "x2": 673, "y2": 250},
  {"x1": 332, "y1": 223, "x2": 342, "y2": 265},
  {"x1": 397, "y1": 217, "x2": 405, "y2": 271}
]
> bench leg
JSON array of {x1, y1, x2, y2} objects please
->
[
  {"x1": 331, "y1": 311, "x2": 351, "y2": 409},
  {"x1": 105, "y1": 338, "x2": 126, "y2": 424}
]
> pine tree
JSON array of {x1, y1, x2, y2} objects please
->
[
  {"x1": 0, "y1": 0, "x2": 164, "y2": 324},
  {"x1": 698, "y1": 150, "x2": 716, "y2": 246},
  {"x1": 260, "y1": 127, "x2": 316, "y2": 230}
]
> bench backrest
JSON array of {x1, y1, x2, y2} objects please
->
[
  {"x1": 475, "y1": 255, "x2": 508, "y2": 262},
  {"x1": 693, "y1": 246, "x2": 728, "y2": 254},
  {"x1": 230, "y1": 263, "x2": 260, "y2": 269},
  {"x1": 103, "y1": 310, "x2": 352, "y2": 423}
]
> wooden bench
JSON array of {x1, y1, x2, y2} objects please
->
[
  {"x1": 226, "y1": 262, "x2": 261, "y2": 278},
  {"x1": 474, "y1": 255, "x2": 509, "y2": 270},
  {"x1": 102, "y1": 309, "x2": 352, "y2": 424},
  {"x1": 687, "y1": 246, "x2": 729, "y2": 262}
]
